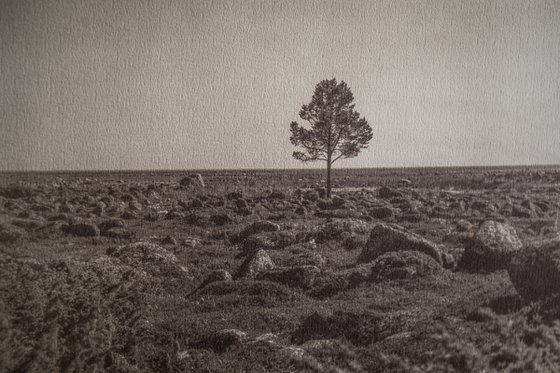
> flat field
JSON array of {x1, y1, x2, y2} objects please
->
[{"x1": 1, "y1": 166, "x2": 560, "y2": 372}]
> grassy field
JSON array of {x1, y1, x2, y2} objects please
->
[{"x1": 1, "y1": 166, "x2": 560, "y2": 372}]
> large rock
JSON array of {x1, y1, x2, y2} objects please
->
[
  {"x1": 107, "y1": 242, "x2": 188, "y2": 278},
  {"x1": 98, "y1": 217, "x2": 127, "y2": 232},
  {"x1": 102, "y1": 227, "x2": 133, "y2": 239},
  {"x1": 67, "y1": 220, "x2": 100, "y2": 237},
  {"x1": 378, "y1": 186, "x2": 403, "y2": 199},
  {"x1": 316, "y1": 218, "x2": 369, "y2": 241},
  {"x1": 460, "y1": 220, "x2": 522, "y2": 271},
  {"x1": 267, "y1": 189, "x2": 286, "y2": 200},
  {"x1": 10, "y1": 217, "x2": 46, "y2": 230},
  {"x1": 235, "y1": 220, "x2": 281, "y2": 242},
  {"x1": 358, "y1": 223, "x2": 443, "y2": 265},
  {"x1": 508, "y1": 239, "x2": 560, "y2": 301},
  {"x1": 199, "y1": 329, "x2": 248, "y2": 353},
  {"x1": 370, "y1": 250, "x2": 442, "y2": 281},
  {"x1": 369, "y1": 206, "x2": 394, "y2": 219},
  {"x1": 235, "y1": 249, "x2": 275, "y2": 279},
  {"x1": 303, "y1": 189, "x2": 320, "y2": 202},
  {"x1": 210, "y1": 213, "x2": 234, "y2": 226},
  {"x1": 317, "y1": 196, "x2": 345, "y2": 210},
  {"x1": 180, "y1": 174, "x2": 205, "y2": 189},
  {"x1": 191, "y1": 269, "x2": 233, "y2": 294}
]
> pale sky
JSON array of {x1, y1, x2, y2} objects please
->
[{"x1": 1, "y1": 0, "x2": 559, "y2": 171}]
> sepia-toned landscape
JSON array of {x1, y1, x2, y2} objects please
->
[
  {"x1": 3, "y1": 0, "x2": 560, "y2": 371},
  {"x1": 2, "y1": 166, "x2": 560, "y2": 372}
]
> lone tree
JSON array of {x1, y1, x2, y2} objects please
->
[{"x1": 290, "y1": 78, "x2": 373, "y2": 198}]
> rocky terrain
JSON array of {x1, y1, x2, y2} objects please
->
[{"x1": 1, "y1": 166, "x2": 560, "y2": 372}]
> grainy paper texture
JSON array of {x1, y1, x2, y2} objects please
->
[{"x1": 1, "y1": 0, "x2": 559, "y2": 170}]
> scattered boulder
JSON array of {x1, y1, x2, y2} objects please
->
[
  {"x1": 120, "y1": 211, "x2": 138, "y2": 220},
  {"x1": 253, "y1": 204, "x2": 270, "y2": 219},
  {"x1": 441, "y1": 252, "x2": 457, "y2": 270},
  {"x1": 66, "y1": 220, "x2": 100, "y2": 237},
  {"x1": 210, "y1": 213, "x2": 234, "y2": 226},
  {"x1": 128, "y1": 200, "x2": 143, "y2": 212},
  {"x1": 235, "y1": 198, "x2": 249, "y2": 210},
  {"x1": 277, "y1": 346, "x2": 305, "y2": 362},
  {"x1": 235, "y1": 220, "x2": 281, "y2": 242},
  {"x1": 200, "y1": 329, "x2": 248, "y2": 353},
  {"x1": 379, "y1": 186, "x2": 403, "y2": 199},
  {"x1": 182, "y1": 237, "x2": 201, "y2": 248},
  {"x1": 107, "y1": 242, "x2": 188, "y2": 278},
  {"x1": 268, "y1": 190, "x2": 286, "y2": 200},
  {"x1": 202, "y1": 269, "x2": 233, "y2": 285},
  {"x1": 397, "y1": 212, "x2": 428, "y2": 223},
  {"x1": 358, "y1": 223, "x2": 443, "y2": 265},
  {"x1": 460, "y1": 220, "x2": 522, "y2": 271},
  {"x1": 180, "y1": 174, "x2": 205, "y2": 189},
  {"x1": 191, "y1": 198, "x2": 204, "y2": 208},
  {"x1": 162, "y1": 235, "x2": 178, "y2": 245},
  {"x1": 166, "y1": 210, "x2": 185, "y2": 220},
  {"x1": 340, "y1": 231, "x2": 368, "y2": 250},
  {"x1": 235, "y1": 249, "x2": 275, "y2": 279},
  {"x1": 316, "y1": 218, "x2": 369, "y2": 241},
  {"x1": 226, "y1": 191, "x2": 243, "y2": 200},
  {"x1": 398, "y1": 178, "x2": 412, "y2": 187},
  {"x1": 99, "y1": 195, "x2": 114, "y2": 205},
  {"x1": 191, "y1": 269, "x2": 233, "y2": 294},
  {"x1": 98, "y1": 217, "x2": 126, "y2": 232},
  {"x1": 455, "y1": 219, "x2": 475, "y2": 233},
  {"x1": 294, "y1": 205, "x2": 307, "y2": 216},
  {"x1": 48, "y1": 213, "x2": 69, "y2": 222},
  {"x1": 508, "y1": 239, "x2": 560, "y2": 301},
  {"x1": 303, "y1": 190, "x2": 320, "y2": 202},
  {"x1": 93, "y1": 202, "x2": 106, "y2": 216},
  {"x1": 471, "y1": 200, "x2": 492, "y2": 212},
  {"x1": 317, "y1": 196, "x2": 345, "y2": 210},
  {"x1": 143, "y1": 211, "x2": 160, "y2": 222},
  {"x1": 512, "y1": 204, "x2": 536, "y2": 219},
  {"x1": 389, "y1": 197, "x2": 413, "y2": 210},
  {"x1": 120, "y1": 193, "x2": 136, "y2": 202},
  {"x1": 370, "y1": 206, "x2": 394, "y2": 219},
  {"x1": 315, "y1": 187, "x2": 327, "y2": 199},
  {"x1": 370, "y1": 250, "x2": 442, "y2": 281},
  {"x1": 11, "y1": 217, "x2": 46, "y2": 230},
  {"x1": 103, "y1": 227, "x2": 133, "y2": 239},
  {"x1": 59, "y1": 201, "x2": 75, "y2": 213}
]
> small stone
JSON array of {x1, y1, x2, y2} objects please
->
[
  {"x1": 162, "y1": 235, "x2": 178, "y2": 245},
  {"x1": 235, "y1": 249, "x2": 275, "y2": 278}
]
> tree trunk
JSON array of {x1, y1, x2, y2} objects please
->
[{"x1": 326, "y1": 158, "x2": 332, "y2": 198}]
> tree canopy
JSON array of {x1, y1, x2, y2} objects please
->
[{"x1": 290, "y1": 78, "x2": 373, "y2": 197}]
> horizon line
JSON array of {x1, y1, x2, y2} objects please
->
[{"x1": 1, "y1": 163, "x2": 559, "y2": 174}]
